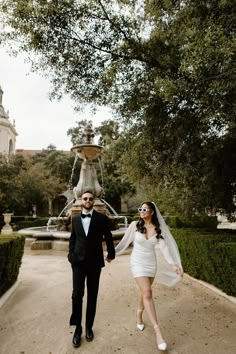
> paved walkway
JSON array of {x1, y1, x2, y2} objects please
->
[{"x1": 0, "y1": 249, "x2": 235, "y2": 354}]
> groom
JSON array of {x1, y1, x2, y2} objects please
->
[{"x1": 68, "y1": 191, "x2": 115, "y2": 348}]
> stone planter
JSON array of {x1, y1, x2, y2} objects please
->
[{"x1": 1, "y1": 213, "x2": 13, "y2": 234}]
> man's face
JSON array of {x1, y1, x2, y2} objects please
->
[{"x1": 81, "y1": 192, "x2": 94, "y2": 211}]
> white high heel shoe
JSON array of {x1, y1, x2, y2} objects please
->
[
  {"x1": 136, "y1": 309, "x2": 145, "y2": 331},
  {"x1": 154, "y1": 324, "x2": 167, "y2": 351},
  {"x1": 158, "y1": 342, "x2": 167, "y2": 351}
]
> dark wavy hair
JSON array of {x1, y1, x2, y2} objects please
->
[{"x1": 136, "y1": 202, "x2": 163, "y2": 240}]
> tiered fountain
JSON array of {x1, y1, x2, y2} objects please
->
[
  {"x1": 18, "y1": 124, "x2": 127, "y2": 250},
  {"x1": 70, "y1": 123, "x2": 108, "y2": 216}
]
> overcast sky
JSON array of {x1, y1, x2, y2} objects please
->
[{"x1": 0, "y1": 47, "x2": 111, "y2": 151}]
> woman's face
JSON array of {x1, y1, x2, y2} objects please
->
[{"x1": 138, "y1": 203, "x2": 152, "y2": 219}]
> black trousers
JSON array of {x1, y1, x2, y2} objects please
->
[{"x1": 70, "y1": 260, "x2": 101, "y2": 333}]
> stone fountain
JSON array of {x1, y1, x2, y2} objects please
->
[
  {"x1": 70, "y1": 124, "x2": 107, "y2": 216},
  {"x1": 18, "y1": 124, "x2": 127, "y2": 250}
]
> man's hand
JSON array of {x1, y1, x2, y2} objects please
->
[{"x1": 105, "y1": 257, "x2": 112, "y2": 263}]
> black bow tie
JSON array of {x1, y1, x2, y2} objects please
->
[{"x1": 81, "y1": 213, "x2": 91, "y2": 218}]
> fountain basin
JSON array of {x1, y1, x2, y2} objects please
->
[
  {"x1": 18, "y1": 226, "x2": 126, "y2": 251},
  {"x1": 71, "y1": 144, "x2": 103, "y2": 160}
]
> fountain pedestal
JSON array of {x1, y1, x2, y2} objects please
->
[{"x1": 70, "y1": 124, "x2": 108, "y2": 217}]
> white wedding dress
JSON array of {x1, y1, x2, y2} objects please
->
[
  {"x1": 130, "y1": 231, "x2": 174, "y2": 278},
  {"x1": 115, "y1": 221, "x2": 182, "y2": 286}
]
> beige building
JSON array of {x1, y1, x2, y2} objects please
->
[{"x1": 0, "y1": 85, "x2": 17, "y2": 155}]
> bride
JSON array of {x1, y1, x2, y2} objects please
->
[{"x1": 115, "y1": 201, "x2": 183, "y2": 351}]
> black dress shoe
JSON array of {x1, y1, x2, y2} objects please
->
[
  {"x1": 86, "y1": 328, "x2": 94, "y2": 342},
  {"x1": 72, "y1": 328, "x2": 81, "y2": 348}
]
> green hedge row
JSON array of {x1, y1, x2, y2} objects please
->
[
  {"x1": 14, "y1": 218, "x2": 49, "y2": 230},
  {"x1": 0, "y1": 216, "x2": 49, "y2": 232},
  {"x1": 172, "y1": 228, "x2": 236, "y2": 296},
  {"x1": 166, "y1": 215, "x2": 218, "y2": 229},
  {"x1": 0, "y1": 234, "x2": 25, "y2": 297}
]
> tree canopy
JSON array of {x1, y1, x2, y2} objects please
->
[
  {"x1": 1, "y1": 0, "x2": 236, "y2": 215},
  {"x1": 0, "y1": 153, "x2": 65, "y2": 215}
]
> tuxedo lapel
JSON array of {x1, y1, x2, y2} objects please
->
[{"x1": 77, "y1": 214, "x2": 87, "y2": 238}]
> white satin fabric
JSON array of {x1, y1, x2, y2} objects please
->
[{"x1": 115, "y1": 217, "x2": 183, "y2": 286}]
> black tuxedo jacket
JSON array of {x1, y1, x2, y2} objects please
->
[{"x1": 68, "y1": 210, "x2": 115, "y2": 268}]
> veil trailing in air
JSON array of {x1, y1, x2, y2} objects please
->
[{"x1": 152, "y1": 202, "x2": 183, "y2": 286}]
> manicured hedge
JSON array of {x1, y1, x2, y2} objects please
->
[
  {"x1": 0, "y1": 216, "x2": 50, "y2": 232},
  {"x1": 172, "y1": 228, "x2": 236, "y2": 296},
  {"x1": 166, "y1": 215, "x2": 218, "y2": 229},
  {"x1": 0, "y1": 234, "x2": 25, "y2": 297},
  {"x1": 12, "y1": 218, "x2": 49, "y2": 230}
]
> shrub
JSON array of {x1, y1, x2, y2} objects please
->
[
  {"x1": 165, "y1": 216, "x2": 183, "y2": 228},
  {"x1": 166, "y1": 215, "x2": 218, "y2": 230},
  {"x1": 13, "y1": 217, "x2": 49, "y2": 230},
  {"x1": 172, "y1": 228, "x2": 236, "y2": 296},
  {"x1": 0, "y1": 234, "x2": 25, "y2": 297},
  {"x1": 0, "y1": 216, "x2": 49, "y2": 232}
]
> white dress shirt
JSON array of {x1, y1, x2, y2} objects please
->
[{"x1": 81, "y1": 209, "x2": 93, "y2": 236}]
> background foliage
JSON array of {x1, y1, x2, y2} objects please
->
[
  {"x1": 0, "y1": 0, "x2": 236, "y2": 216},
  {"x1": 0, "y1": 152, "x2": 68, "y2": 215}
]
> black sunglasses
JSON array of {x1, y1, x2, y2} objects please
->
[{"x1": 82, "y1": 197, "x2": 94, "y2": 201}]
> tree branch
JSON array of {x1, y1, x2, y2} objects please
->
[{"x1": 96, "y1": 0, "x2": 131, "y2": 43}]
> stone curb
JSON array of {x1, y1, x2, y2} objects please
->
[
  {"x1": 184, "y1": 273, "x2": 236, "y2": 304},
  {"x1": 0, "y1": 280, "x2": 21, "y2": 309}
]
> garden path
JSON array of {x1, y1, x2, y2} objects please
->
[{"x1": 0, "y1": 249, "x2": 235, "y2": 354}]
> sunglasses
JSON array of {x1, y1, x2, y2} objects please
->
[
  {"x1": 82, "y1": 197, "x2": 94, "y2": 201},
  {"x1": 138, "y1": 207, "x2": 150, "y2": 212}
]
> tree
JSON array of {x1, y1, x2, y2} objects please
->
[
  {"x1": 16, "y1": 161, "x2": 65, "y2": 215},
  {"x1": 32, "y1": 147, "x2": 80, "y2": 189},
  {"x1": 0, "y1": 154, "x2": 26, "y2": 214},
  {"x1": 0, "y1": 153, "x2": 65, "y2": 215},
  {"x1": 1, "y1": 0, "x2": 235, "y2": 214},
  {"x1": 67, "y1": 119, "x2": 93, "y2": 145},
  {"x1": 95, "y1": 119, "x2": 121, "y2": 145},
  {"x1": 96, "y1": 120, "x2": 135, "y2": 211}
]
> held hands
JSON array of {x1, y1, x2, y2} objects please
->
[
  {"x1": 105, "y1": 257, "x2": 112, "y2": 263},
  {"x1": 172, "y1": 264, "x2": 183, "y2": 277}
]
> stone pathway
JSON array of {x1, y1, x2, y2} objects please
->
[{"x1": 0, "y1": 249, "x2": 235, "y2": 354}]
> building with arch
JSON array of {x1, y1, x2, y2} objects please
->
[{"x1": 0, "y1": 85, "x2": 17, "y2": 155}]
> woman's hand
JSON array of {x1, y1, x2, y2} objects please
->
[{"x1": 172, "y1": 264, "x2": 183, "y2": 277}]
